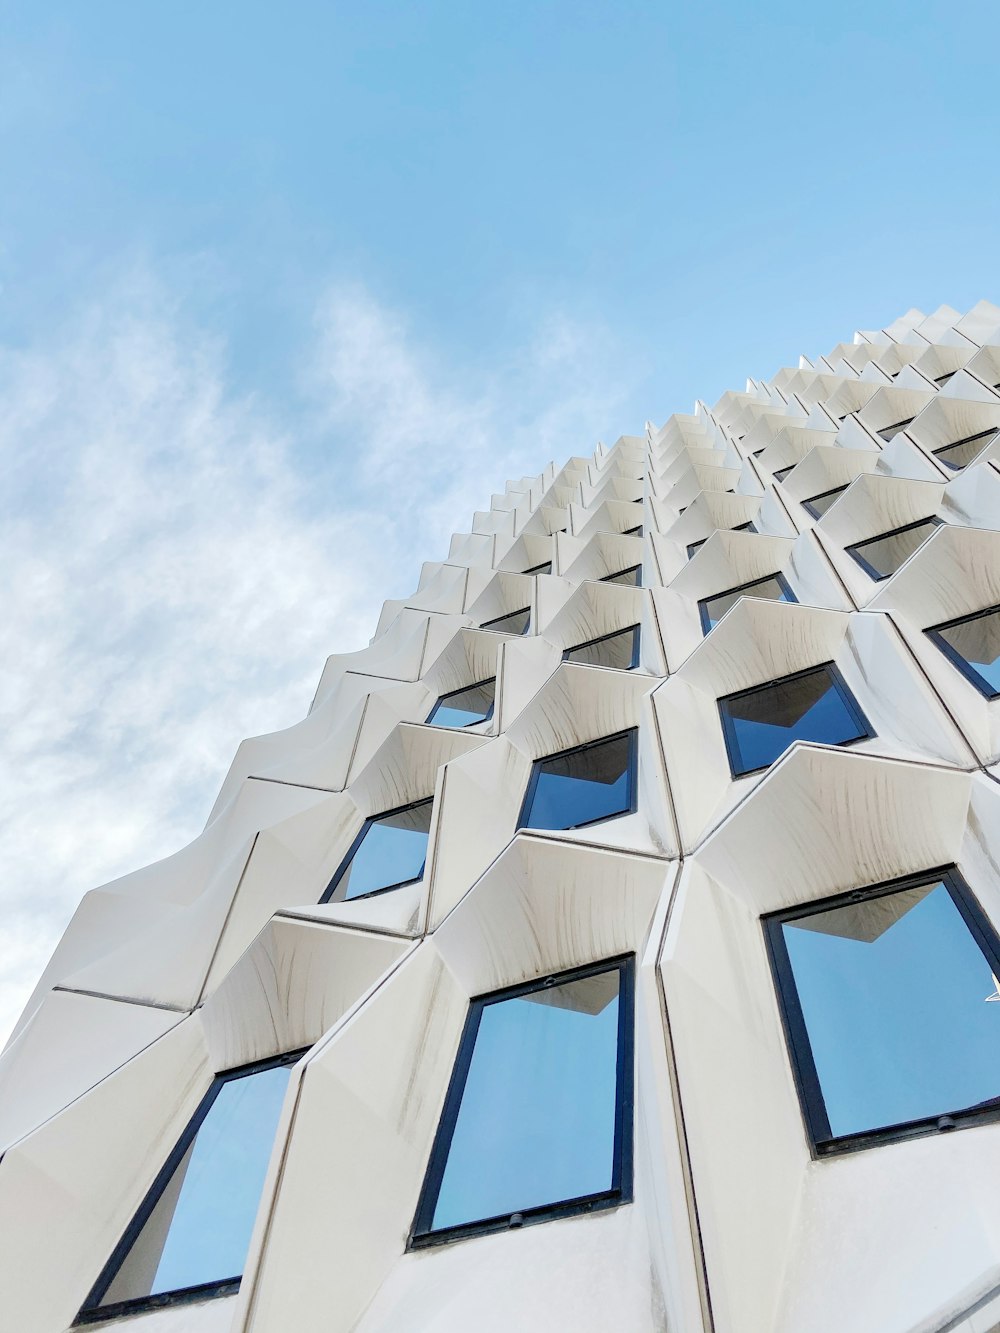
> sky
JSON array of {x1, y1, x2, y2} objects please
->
[{"x1": 1, "y1": 0, "x2": 999, "y2": 1044}]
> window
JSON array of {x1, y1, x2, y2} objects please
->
[
  {"x1": 846, "y1": 517, "x2": 941, "y2": 581},
  {"x1": 734, "y1": 520, "x2": 758, "y2": 534},
  {"x1": 877, "y1": 416, "x2": 914, "y2": 442},
  {"x1": 427, "y1": 678, "x2": 495, "y2": 728},
  {"x1": 321, "y1": 799, "x2": 432, "y2": 902},
  {"x1": 623, "y1": 524, "x2": 643, "y2": 537},
  {"x1": 518, "y1": 730, "x2": 637, "y2": 831},
  {"x1": 802, "y1": 484, "x2": 848, "y2": 519},
  {"x1": 523, "y1": 561, "x2": 552, "y2": 576},
  {"x1": 481, "y1": 607, "x2": 530, "y2": 635},
  {"x1": 926, "y1": 605, "x2": 1000, "y2": 698},
  {"x1": 600, "y1": 565, "x2": 641, "y2": 587},
  {"x1": 773, "y1": 464, "x2": 796, "y2": 482},
  {"x1": 78, "y1": 1053, "x2": 299, "y2": 1323},
  {"x1": 934, "y1": 371, "x2": 956, "y2": 385},
  {"x1": 718, "y1": 662, "x2": 873, "y2": 777},
  {"x1": 410, "y1": 957, "x2": 634, "y2": 1245},
  {"x1": 932, "y1": 428, "x2": 997, "y2": 472},
  {"x1": 698, "y1": 572, "x2": 796, "y2": 634},
  {"x1": 563, "y1": 625, "x2": 640, "y2": 671},
  {"x1": 764, "y1": 869, "x2": 1000, "y2": 1154}
]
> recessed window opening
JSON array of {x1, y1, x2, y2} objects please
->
[
  {"x1": 410, "y1": 957, "x2": 634, "y2": 1246},
  {"x1": 764, "y1": 868, "x2": 1000, "y2": 1154},
  {"x1": 718, "y1": 662, "x2": 873, "y2": 777},
  {"x1": 926, "y1": 605, "x2": 1000, "y2": 698},
  {"x1": 773, "y1": 464, "x2": 796, "y2": 482},
  {"x1": 481, "y1": 607, "x2": 531, "y2": 635},
  {"x1": 845, "y1": 517, "x2": 941, "y2": 581},
  {"x1": 77, "y1": 1052, "x2": 301, "y2": 1324},
  {"x1": 623, "y1": 524, "x2": 643, "y2": 537},
  {"x1": 427, "y1": 679, "x2": 495, "y2": 729},
  {"x1": 687, "y1": 537, "x2": 709, "y2": 557},
  {"x1": 518, "y1": 730, "x2": 637, "y2": 831},
  {"x1": 600, "y1": 565, "x2": 641, "y2": 587},
  {"x1": 523, "y1": 561, "x2": 553, "y2": 576},
  {"x1": 802, "y1": 484, "x2": 849, "y2": 519},
  {"x1": 932, "y1": 428, "x2": 997, "y2": 472},
  {"x1": 563, "y1": 625, "x2": 640, "y2": 671},
  {"x1": 734, "y1": 520, "x2": 758, "y2": 534},
  {"x1": 698, "y1": 572, "x2": 796, "y2": 634},
  {"x1": 877, "y1": 417, "x2": 915, "y2": 442},
  {"x1": 934, "y1": 371, "x2": 956, "y2": 385},
  {"x1": 321, "y1": 799, "x2": 433, "y2": 902}
]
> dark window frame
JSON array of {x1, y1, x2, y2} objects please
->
[
  {"x1": 772, "y1": 464, "x2": 796, "y2": 482},
  {"x1": 622, "y1": 524, "x2": 643, "y2": 537},
  {"x1": 932, "y1": 427, "x2": 997, "y2": 472},
  {"x1": 409, "y1": 954, "x2": 636, "y2": 1248},
  {"x1": 426, "y1": 677, "x2": 496, "y2": 728},
  {"x1": 877, "y1": 416, "x2": 915, "y2": 442},
  {"x1": 763, "y1": 865, "x2": 1000, "y2": 1157},
  {"x1": 319, "y1": 796, "x2": 434, "y2": 903},
  {"x1": 517, "y1": 728, "x2": 639, "y2": 832},
  {"x1": 845, "y1": 516, "x2": 942, "y2": 582},
  {"x1": 686, "y1": 536, "x2": 709, "y2": 558},
  {"x1": 801, "y1": 483, "x2": 849, "y2": 520},
  {"x1": 698, "y1": 571, "x2": 797, "y2": 635},
  {"x1": 522, "y1": 561, "x2": 553, "y2": 576},
  {"x1": 76, "y1": 1050, "x2": 305, "y2": 1325},
  {"x1": 717, "y1": 660, "x2": 874, "y2": 778},
  {"x1": 925, "y1": 604, "x2": 1000, "y2": 700},
  {"x1": 562, "y1": 625, "x2": 641, "y2": 671},
  {"x1": 480, "y1": 607, "x2": 531, "y2": 635},
  {"x1": 599, "y1": 564, "x2": 642, "y2": 587}
]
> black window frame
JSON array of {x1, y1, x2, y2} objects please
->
[
  {"x1": 932, "y1": 427, "x2": 997, "y2": 472},
  {"x1": 409, "y1": 954, "x2": 635, "y2": 1248},
  {"x1": 562, "y1": 624, "x2": 641, "y2": 672},
  {"x1": 845, "y1": 516, "x2": 942, "y2": 582},
  {"x1": 622, "y1": 524, "x2": 643, "y2": 537},
  {"x1": 480, "y1": 607, "x2": 531, "y2": 635},
  {"x1": 426, "y1": 677, "x2": 496, "y2": 728},
  {"x1": 801, "y1": 483, "x2": 848, "y2": 519},
  {"x1": 599, "y1": 564, "x2": 642, "y2": 587},
  {"x1": 319, "y1": 796, "x2": 434, "y2": 903},
  {"x1": 717, "y1": 660, "x2": 874, "y2": 778},
  {"x1": 686, "y1": 536, "x2": 709, "y2": 558},
  {"x1": 522, "y1": 561, "x2": 553, "y2": 576},
  {"x1": 698, "y1": 571, "x2": 797, "y2": 635},
  {"x1": 877, "y1": 416, "x2": 914, "y2": 442},
  {"x1": 772, "y1": 464, "x2": 796, "y2": 482},
  {"x1": 76, "y1": 1049, "x2": 305, "y2": 1325},
  {"x1": 763, "y1": 866, "x2": 1000, "y2": 1157},
  {"x1": 517, "y1": 728, "x2": 639, "y2": 832},
  {"x1": 925, "y1": 604, "x2": 1000, "y2": 700}
]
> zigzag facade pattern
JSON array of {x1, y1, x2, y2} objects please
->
[{"x1": 4, "y1": 301, "x2": 1000, "y2": 1333}]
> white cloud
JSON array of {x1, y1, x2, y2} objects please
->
[{"x1": 0, "y1": 270, "x2": 637, "y2": 1043}]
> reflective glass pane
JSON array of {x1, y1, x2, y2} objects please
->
[
  {"x1": 330, "y1": 802, "x2": 432, "y2": 900},
  {"x1": 481, "y1": 608, "x2": 530, "y2": 635},
  {"x1": 778, "y1": 881, "x2": 1000, "y2": 1139},
  {"x1": 428, "y1": 679, "x2": 495, "y2": 728},
  {"x1": 933, "y1": 429, "x2": 997, "y2": 472},
  {"x1": 878, "y1": 417, "x2": 914, "y2": 442},
  {"x1": 522, "y1": 733, "x2": 633, "y2": 830},
  {"x1": 700, "y1": 574, "x2": 795, "y2": 633},
  {"x1": 96, "y1": 1063, "x2": 292, "y2": 1308},
  {"x1": 428, "y1": 967, "x2": 624, "y2": 1232},
  {"x1": 601, "y1": 565, "x2": 641, "y2": 587},
  {"x1": 930, "y1": 607, "x2": 1000, "y2": 697},
  {"x1": 803, "y1": 485, "x2": 847, "y2": 519},
  {"x1": 721, "y1": 665, "x2": 869, "y2": 776},
  {"x1": 773, "y1": 465, "x2": 795, "y2": 482},
  {"x1": 848, "y1": 518, "x2": 939, "y2": 580},
  {"x1": 564, "y1": 626, "x2": 639, "y2": 671},
  {"x1": 687, "y1": 537, "x2": 708, "y2": 557},
  {"x1": 523, "y1": 561, "x2": 552, "y2": 576}
]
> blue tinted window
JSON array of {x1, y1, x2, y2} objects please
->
[
  {"x1": 412, "y1": 960, "x2": 632, "y2": 1242},
  {"x1": 83, "y1": 1058, "x2": 295, "y2": 1317},
  {"x1": 768, "y1": 874, "x2": 1000, "y2": 1149},
  {"x1": 563, "y1": 626, "x2": 640, "y2": 671},
  {"x1": 519, "y1": 731, "x2": 636, "y2": 831},
  {"x1": 927, "y1": 607, "x2": 1000, "y2": 698},
  {"x1": 699, "y1": 572, "x2": 795, "y2": 633},
  {"x1": 427, "y1": 679, "x2": 495, "y2": 728},
  {"x1": 719, "y1": 663, "x2": 871, "y2": 777},
  {"x1": 323, "y1": 800, "x2": 432, "y2": 901},
  {"x1": 481, "y1": 608, "x2": 530, "y2": 635}
]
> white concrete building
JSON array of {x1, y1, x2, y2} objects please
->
[{"x1": 4, "y1": 301, "x2": 1000, "y2": 1333}]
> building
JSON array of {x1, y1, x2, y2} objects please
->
[{"x1": 3, "y1": 300, "x2": 1000, "y2": 1333}]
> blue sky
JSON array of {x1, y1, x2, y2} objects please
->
[{"x1": 1, "y1": 0, "x2": 998, "y2": 1040}]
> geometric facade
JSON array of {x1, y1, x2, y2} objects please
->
[{"x1": 3, "y1": 300, "x2": 1000, "y2": 1332}]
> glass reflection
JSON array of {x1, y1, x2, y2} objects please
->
[
  {"x1": 324, "y1": 800, "x2": 432, "y2": 901},
  {"x1": 802, "y1": 484, "x2": 848, "y2": 519},
  {"x1": 427, "y1": 679, "x2": 495, "y2": 728},
  {"x1": 878, "y1": 417, "x2": 914, "y2": 442},
  {"x1": 481, "y1": 608, "x2": 531, "y2": 635},
  {"x1": 699, "y1": 573, "x2": 796, "y2": 633},
  {"x1": 563, "y1": 626, "x2": 640, "y2": 671},
  {"x1": 720, "y1": 664, "x2": 871, "y2": 776},
  {"x1": 521, "y1": 732, "x2": 634, "y2": 830},
  {"x1": 523, "y1": 561, "x2": 552, "y2": 576},
  {"x1": 93, "y1": 1061, "x2": 292, "y2": 1311},
  {"x1": 776, "y1": 879, "x2": 1000, "y2": 1141},
  {"x1": 928, "y1": 606, "x2": 1000, "y2": 697},
  {"x1": 933, "y1": 429, "x2": 997, "y2": 472},
  {"x1": 425, "y1": 965, "x2": 627, "y2": 1234},
  {"x1": 847, "y1": 518, "x2": 939, "y2": 580},
  {"x1": 600, "y1": 565, "x2": 641, "y2": 587}
]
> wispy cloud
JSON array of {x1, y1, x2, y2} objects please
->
[{"x1": 0, "y1": 269, "x2": 638, "y2": 1042}]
